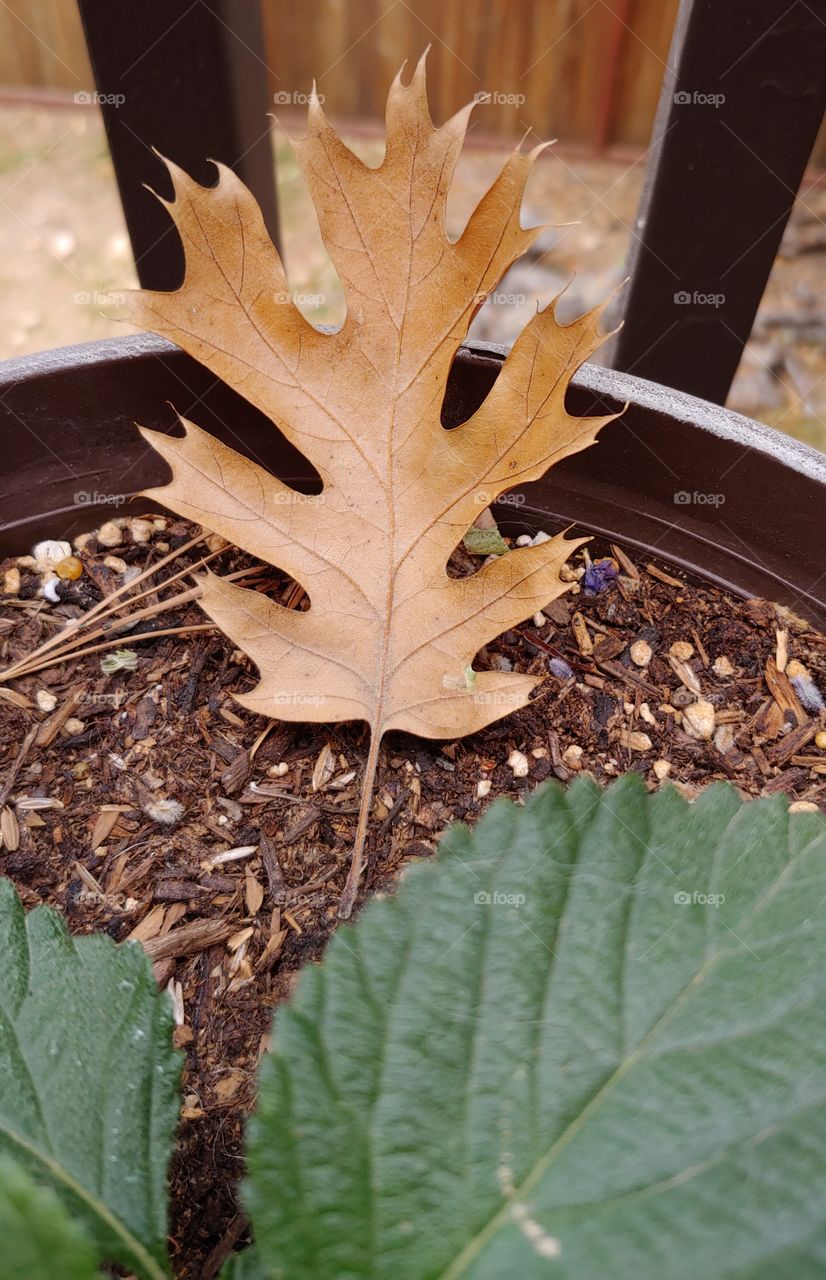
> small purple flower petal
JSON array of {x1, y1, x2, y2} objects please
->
[{"x1": 583, "y1": 558, "x2": 619, "y2": 595}]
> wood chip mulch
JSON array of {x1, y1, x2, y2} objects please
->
[{"x1": 2, "y1": 514, "x2": 826, "y2": 1277}]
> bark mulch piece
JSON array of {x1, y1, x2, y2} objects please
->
[{"x1": 2, "y1": 516, "x2": 826, "y2": 1277}]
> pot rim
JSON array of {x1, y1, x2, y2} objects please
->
[{"x1": 2, "y1": 331, "x2": 824, "y2": 486}]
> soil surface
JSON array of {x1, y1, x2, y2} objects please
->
[{"x1": 2, "y1": 514, "x2": 826, "y2": 1277}]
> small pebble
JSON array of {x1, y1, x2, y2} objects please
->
[
  {"x1": 630, "y1": 640, "x2": 652, "y2": 667},
  {"x1": 16, "y1": 555, "x2": 37, "y2": 569},
  {"x1": 682, "y1": 700, "x2": 716, "y2": 740},
  {"x1": 42, "y1": 578, "x2": 61, "y2": 603},
  {"x1": 515, "y1": 535, "x2": 532, "y2": 547},
  {"x1": 35, "y1": 689, "x2": 57, "y2": 712},
  {"x1": 73, "y1": 532, "x2": 94, "y2": 553},
  {"x1": 815, "y1": 731, "x2": 826, "y2": 750},
  {"x1": 507, "y1": 749, "x2": 530, "y2": 778},
  {"x1": 531, "y1": 747, "x2": 547, "y2": 758},
  {"x1": 267, "y1": 763, "x2": 290, "y2": 777},
  {"x1": 206, "y1": 533, "x2": 228, "y2": 553},
  {"x1": 55, "y1": 555, "x2": 83, "y2": 580},
  {"x1": 32, "y1": 539, "x2": 71, "y2": 571},
  {"x1": 3, "y1": 567, "x2": 20, "y2": 595},
  {"x1": 63, "y1": 717, "x2": 85, "y2": 735},
  {"x1": 714, "y1": 723, "x2": 735, "y2": 755},
  {"x1": 670, "y1": 640, "x2": 694, "y2": 662},
  {"x1": 152, "y1": 517, "x2": 168, "y2": 531},
  {"x1": 639, "y1": 702, "x2": 656, "y2": 726},
  {"x1": 103, "y1": 555, "x2": 128, "y2": 574},
  {"x1": 652, "y1": 759, "x2": 671, "y2": 780},
  {"x1": 712, "y1": 656, "x2": 734, "y2": 678},
  {"x1": 532, "y1": 611, "x2": 546, "y2": 627},
  {"x1": 532, "y1": 530, "x2": 552, "y2": 546},
  {"x1": 476, "y1": 779, "x2": 492, "y2": 798},
  {"x1": 130, "y1": 518, "x2": 153, "y2": 544},
  {"x1": 620, "y1": 730, "x2": 652, "y2": 752},
  {"x1": 97, "y1": 520, "x2": 122, "y2": 547},
  {"x1": 789, "y1": 801, "x2": 819, "y2": 814},
  {"x1": 561, "y1": 744, "x2": 583, "y2": 770},
  {"x1": 559, "y1": 563, "x2": 584, "y2": 582}
]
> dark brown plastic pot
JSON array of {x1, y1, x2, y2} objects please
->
[{"x1": 1, "y1": 334, "x2": 825, "y2": 628}]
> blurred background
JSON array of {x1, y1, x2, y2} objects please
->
[{"x1": 0, "y1": 0, "x2": 824, "y2": 446}]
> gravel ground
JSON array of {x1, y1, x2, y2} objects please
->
[{"x1": 0, "y1": 102, "x2": 824, "y2": 449}]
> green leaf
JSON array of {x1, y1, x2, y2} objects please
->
[
  {"x1": 0, "y1": 880, "x2": 181, "y2": 1279},
  {"x1": 0, "y1": 1156, "x2": 102, "y2": 1280},
  {"x1": 462, "y1": 526, "x2": 510, "y2": 557},
  {"x1": 221, "y1": 1246, "x2": 273, "y2": 1279},
  {"x1": 245, "y1": 776, "x2": 826, "y2": 1279}
]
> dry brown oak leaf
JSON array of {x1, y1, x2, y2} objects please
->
[{"x1": 123, "y1": 57, "x2": 620, "y2": 916}]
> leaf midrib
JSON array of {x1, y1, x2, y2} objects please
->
[
  {"x1": 435, "y1": 956, "x2": 715, "y2": 1280},
  {"x1": 435, "y1": 820, "x2": 817, "y2": 1279}
]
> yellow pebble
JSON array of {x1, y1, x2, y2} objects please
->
[
  {"x1": 816, "y1": 731, "x2": 826, "y2": 751},
  {"x1": 55, "y1": 555, "x2": 83, "y2": 580}
]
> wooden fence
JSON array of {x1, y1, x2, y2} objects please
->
[{"x1": 0, "y1": 0, "x2": 824, "y2": 161}]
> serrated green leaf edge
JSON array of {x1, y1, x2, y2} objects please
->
[
  {"x1": 0, "y1": 879, "x2": 181, "y2": 1280},
  {"x1": 244, "y1": 775, "x2": 826, "y2": 1279}
]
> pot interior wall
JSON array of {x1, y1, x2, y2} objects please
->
[{"x1": 1, "y1": 336, "x2": 825, "y2": 628}]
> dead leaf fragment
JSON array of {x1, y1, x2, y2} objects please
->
[
  {"x1": 669, "y1": 655, "x2": 702, "y2": 696},
  {"x1": 245, "y1": 868, "x2": 265, "y2": 915},
  {"x1": 90, "y1": 807, "x2": 123, "y2": 849},
  {"x1": 311, "y1": 743, "x2": 335, "y2": 792},
  {"x1": 214, "y1": 1070, "x2": 246, "y2": 1103},
  {"x1": 0, "y1": 806, "x2": 20, "y2": 851}
]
